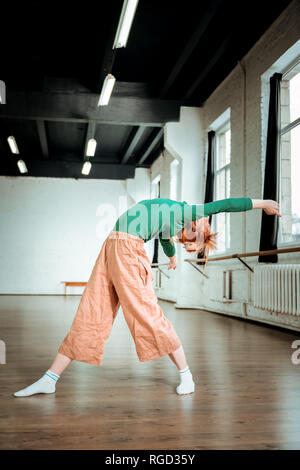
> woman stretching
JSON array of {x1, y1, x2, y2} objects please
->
[{"x1": 14, "y1": 197, "x2": 280, "y2": 397}]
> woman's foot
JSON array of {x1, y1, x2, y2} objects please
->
[
  {"x1": 176, "y1": 367, "x2": 195, "y2": 395},
  {"x1": 14, "y1": 370, "x2": 60, "y2": 397}
]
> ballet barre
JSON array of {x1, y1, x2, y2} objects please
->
[
  {"x1": 184, "y1": 246, "x2": 300, "y2": 278},
  {"x1": 151, "y1": 263, "x2": 169, "y2": 266}
]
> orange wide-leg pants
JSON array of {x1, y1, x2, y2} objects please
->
[{"x1": 58, "y1": 231, "x2": 182, "y2": 365}]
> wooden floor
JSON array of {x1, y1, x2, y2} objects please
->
[{"x1": 0, "y1": 295, "x2": 300, "y2": 450}]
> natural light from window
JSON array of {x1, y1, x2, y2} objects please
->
[
  {"x1": 289, "y1": 71, "x2": 300, "y2": 122},
  {"x1": 279, "y1": 68, "x2": 300, "y2": 244},
  {"x1": 214, "y1": 126, "x2": 231, "y2": 253}
]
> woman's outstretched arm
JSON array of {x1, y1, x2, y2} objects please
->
[{"x1": 184, "y1": 197, "x2": 281, "y2": 221}]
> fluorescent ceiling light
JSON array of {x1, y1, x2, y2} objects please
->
[
  {"x1": 7, "y1": 136, "x2": 19, "y2": 154},
  {"x1": 17, "y1": 160, "x2": 28, "y2": 174},
  {"x1": 113, "y1": 0, "x2": 139, "y2": 49},
  {"x1": 82, "y1": 161, "x2": 92, "y2": 175},
  {"x1": 86, "y1": 138, "x2": 97, "y2": 157},
  {"x1": 97, "y1": 74, "x2": 116, "y2": 106}
]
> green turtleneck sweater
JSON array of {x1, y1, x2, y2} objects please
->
[{"x1": 113, "y1": 197, "x2": 253, "y2": 257}]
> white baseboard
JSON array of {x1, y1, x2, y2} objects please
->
[
  {"x1": 174, "y1": 303, "x2": 203, "y2": 310},
  {"x1": 156, "y1": 294, "x2": 176, "y2": 303}
]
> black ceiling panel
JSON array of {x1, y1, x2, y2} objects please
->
[
  {"x1": 0, "y1": 0, "x2": 293, "y2": 179},
  {"x1": 93, "y1": 124, "x2": 133, "y2": 158},
  {"x1": 112, "y1": 0, "x2": 201, "y2": 86},
  {"x1": 47, "y1": 122, "x2": 86, "y2": 157}
]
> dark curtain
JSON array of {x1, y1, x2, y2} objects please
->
[
  {"x1": 204, "y1": 131, "x2": 216, "y2": 223},
  {"x1": 259, "y1": 73, "x2": 282, "y2": 263},
  {"x1": 152, "y1": 180, "x2": 161, "y2": 264},
  {"x1": 198, "y1": 130, "x2": 216, "y2": 259}
]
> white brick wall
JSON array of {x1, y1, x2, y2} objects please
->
[{"x1": 0, "y1": 169, "x2": 151, "y2": 294}]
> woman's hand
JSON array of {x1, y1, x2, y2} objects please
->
[
  {"x1": 262, "y1": 199, "x2": 281, "y2": 216},
  {"x1": 168, "y1": 255, "x2": 177, "y2": 270},
  {"x1": 251, "y1": 199, "x2": 281, "y2": 216}
]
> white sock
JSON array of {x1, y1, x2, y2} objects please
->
[
  {"x1": 176, "y1": 366, "x2": 195, "y2": 395},
  {"x1": 14, "y1": 370, "x2": 60, "y2": 397}
]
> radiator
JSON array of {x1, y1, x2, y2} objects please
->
[{"x1": 253, "y1": 264, "x2": 300, "y2": 315}]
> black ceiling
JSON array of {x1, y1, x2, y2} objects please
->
[{"x1": 0, "y1": 0, "x2": 292, "y2": 179}]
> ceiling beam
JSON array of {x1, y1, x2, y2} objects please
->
[
  {"x1": 0, "y1": 91, "x2": 182, "y2": 126},
  {"x1": 0, "y1": 159, "x2": 136, "y2": 180},
  {"x1": 83, "y1": 121, "x2": 96, "y2": 161},
  {"x1": 113, "y1": 82, "x2": 152, "y2": 98},
  {"x1": 36, "y1": 120, "x2": 49, "y2": 159},
  {"x1": 137, "y1": 128, "x2": 164, "y2": 166},
  {"x1": 121, "y1": 126, "x2": 146, "y2": 164},
  {"x1": 159, "y1": 0, "x2": 223, "y2": 98}
]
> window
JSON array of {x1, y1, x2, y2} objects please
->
[
  {"x1": 278, "y1": 60, "x2": 300, "y2": 245},
  {"x1": 213, "y1": 121, "x2": 231, "y2": 253},
  {"x1": 170, "y1": 159, "x2": 179, "y2": 200},
  {"x1": 151, "y1": 175, "x2": 160, "y2": 199}
]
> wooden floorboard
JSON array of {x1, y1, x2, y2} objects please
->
[{"x1": 0, "y1": 295, "x2": 300, "y2": 450}]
